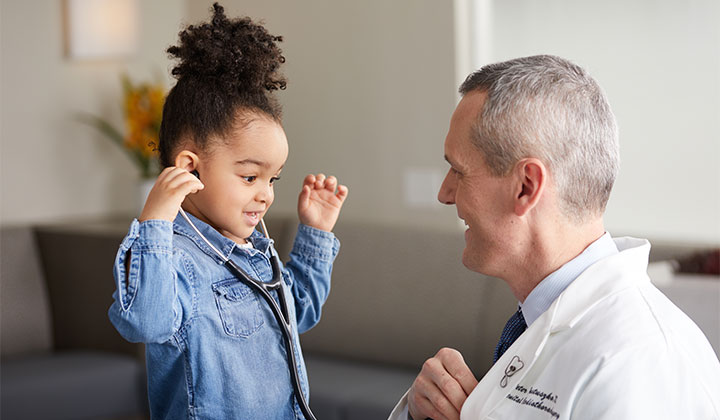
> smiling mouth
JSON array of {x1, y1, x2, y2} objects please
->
[
  {"x1": 457, "y1": 216, "x2": 469, "y2": 232},
  {"x1": 244, "y1": 211, "x2": 262, "y2": 225}
]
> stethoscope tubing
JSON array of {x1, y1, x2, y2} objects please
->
[
  {"x1": 178, "y1": 209, "x2": 317, "y2": 420},
  {"x1": 224, "y1": 258, "x2": 316, "y2": 420}
]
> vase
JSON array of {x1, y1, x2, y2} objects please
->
[{"x1": 137, "y1": 178, "x2": 155, "y2": 216}]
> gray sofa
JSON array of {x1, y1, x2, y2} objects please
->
[
  {"x1": 272, "y1": 219, "x2": 518, "y2": 419},
  {"x1": 1, "y1": 217, "x2": 716, "y2": 420},
  {"x1": 0, "y1": 226, "x2": 147, "y2": 420},
  {"x1": 0, "y1": 217, "x2": 515, "y2": 420}
]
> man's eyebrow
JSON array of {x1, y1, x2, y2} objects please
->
[{"x1": 444, "y1": 154, "x2": 458, "y2": 167}]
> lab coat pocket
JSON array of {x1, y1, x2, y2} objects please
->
[{"x1": 212, "y1": 279, "x2": 264, "y2": 338}]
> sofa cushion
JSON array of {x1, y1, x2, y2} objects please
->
[
  {"x1": 305, "y1": 354, "x2": 417, "y2": 420},
  {"x1": 1, "y1": 351, "x2": 146, "y2": 420},
  {"x1": 299, "y1": 220, "x2": 518, "y2": 377},
  {"x1": 0, "y1": 226, "x2": 53, "y2": 356},
  {"x1": 33, "y1": 225, "x2": 142, "y2": 358}
]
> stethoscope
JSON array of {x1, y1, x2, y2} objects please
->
[{"x1": 179, "y1": 207, "x2": 317, "y2": 420}]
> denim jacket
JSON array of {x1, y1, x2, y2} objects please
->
[{"x1": 108, "y1": 212, "x2": 339, "y2": 420}]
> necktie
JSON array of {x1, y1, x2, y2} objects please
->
[{"x1": 493, "y1": 307, "x2": 527, "y2": 363}]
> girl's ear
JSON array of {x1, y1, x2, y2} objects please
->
[{"x1": 174, "y1": 150, "x2": 200, "y2": 173}]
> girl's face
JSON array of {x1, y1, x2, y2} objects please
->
[{"x1": 185, "y1": 116, "x2": 289, "y2": 244}]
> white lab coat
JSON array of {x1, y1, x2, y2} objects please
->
[{"x1": 389, "y1": 237, "x2": 720, "y2": 419}]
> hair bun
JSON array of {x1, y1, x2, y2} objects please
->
[{"x1": 167, "y1": 2, "x2": 286, "y2": 93}]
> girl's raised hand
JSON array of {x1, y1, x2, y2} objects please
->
[
  {"x1": 139, "y1": 167, "x2": 204, "y2": 222},
  {"x1": 297, "y1": 173, "x2": 348, "y2": 232}
]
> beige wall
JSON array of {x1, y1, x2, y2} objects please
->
[
  {"x1": 2, "y1": 0, "x2": 718, "y2": 245},
  {"x1": 1, "y1": 0, "x2": 186, "y2": 224},
  {"x1": 187, "y1": 0, "x2": 720, "y2": 244},
  {"x1": 490, "y1": 0, "x2": 720, "y2": 244},
  {"x1": 1, "y1": 0, "x2": 460, "y2": 233},
  {"x1": 186, "y1": 0, "x2": 459, "y2": 232}
]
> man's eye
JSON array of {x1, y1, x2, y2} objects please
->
[
  {"x1": 242, "y1": 176, "x2": 257, "y2": 182},
  {"x1": 270, "y1": 176, "x2": 281, "y2": 185}
]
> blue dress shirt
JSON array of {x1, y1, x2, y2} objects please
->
[{"x1": 520, "y1": 233, "x2": 619, "y2": 326}]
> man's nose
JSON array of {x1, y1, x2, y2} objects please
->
[{"x1": 437, "y1": 172, "x2": 455, "y2": 205}]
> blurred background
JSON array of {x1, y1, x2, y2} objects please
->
[
  {"x1": 1, "y1": 1, "x2": 718, "y2": 419},
  {"x1": 2, "y1": 0, "x2": 718, "y2": 241}
]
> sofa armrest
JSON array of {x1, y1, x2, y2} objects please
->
[
  {"x1": 34, "y1": 220, "x2": 143, "y2": 359},
  {"x1": 0, "y1": 226, "x2": 54, "y2": 357}
]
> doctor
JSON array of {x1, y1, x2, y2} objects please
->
[{"x1": 389, "y1": 55, "x2": 720, "y2": 420}]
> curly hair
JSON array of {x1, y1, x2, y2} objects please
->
[{"x1": 158, "y1": 2, "x2": 286, "y2": 167}]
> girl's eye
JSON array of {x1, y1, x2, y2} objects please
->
[
  {"x1": 242, "y1": 176, "x2": 257, "y2": 183},
  {"x1": 270, "y1": 176, "x2": 281, "y2": 185}
]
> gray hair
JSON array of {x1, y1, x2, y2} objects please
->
[{"x1": 459, "y1": 55, "x2": 619, "y2": 222}]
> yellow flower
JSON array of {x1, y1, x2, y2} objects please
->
[
  {"x1": 80, "y1": 75, "x2": 166, "y2": 178},
  {"x1": 121, "y1": 77, "x2": 165, "y2": 173}
]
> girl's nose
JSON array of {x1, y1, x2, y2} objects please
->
[{"x1": 256, "y1": 183, "x2": 274, "y2": 203}]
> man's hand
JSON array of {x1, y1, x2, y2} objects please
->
[
  {"x1": 297, "y1": 173, "x2": 348, "y2": 232},
  {"x1": 408, "y1": 348, "x2": 478, "y2": 420},
  {"x1": 139, "y1": 167, "x2": 204, "y2": 222}
]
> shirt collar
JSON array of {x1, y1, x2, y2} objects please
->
[
  {"x1": 520, "y1": 232, "x2": 619, "y2": 327},
  {"x1": 173, "y1": 211, "x2": 272, "y2": 264}
]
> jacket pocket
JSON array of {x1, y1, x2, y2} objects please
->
[{"x1": 212, "y1": 279, "x2": 264, "y2": 338}]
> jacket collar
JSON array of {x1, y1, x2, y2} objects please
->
[
  {"x1": 461, "y1": 236, "x2": 651, "y2": 419},
  {"x1": 173, "y1": 211, "x2": 273, "y2": 265},
  {"x1": 550, "y1": 237, "x2": 650, "y2": 332}
]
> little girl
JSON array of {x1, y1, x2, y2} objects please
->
[{"x1": 108, "y1": 4, "x2": 347, "y2": 419}]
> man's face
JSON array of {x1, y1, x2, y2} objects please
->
[{"x1": 438, "y1": 91, "x2": 517, "y2": 277}]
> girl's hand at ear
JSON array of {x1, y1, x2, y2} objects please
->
[
  {"x1": 297, "y1": 173, "x2": 348, "y2": 232},
  {"x1": 139, "y1": 167, "x2": 204, "y2": 222}
]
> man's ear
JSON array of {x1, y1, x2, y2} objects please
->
[
  {"x1": 174, "y1": 150, "x2": 200, "y2": 173},
  {"x1": 513, "y1": 158, "x2": 546, "y2": 217}
]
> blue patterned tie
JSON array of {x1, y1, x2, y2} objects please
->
[{"x1": 493, "y1": 307, "x2": 527, "y2": 363}]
